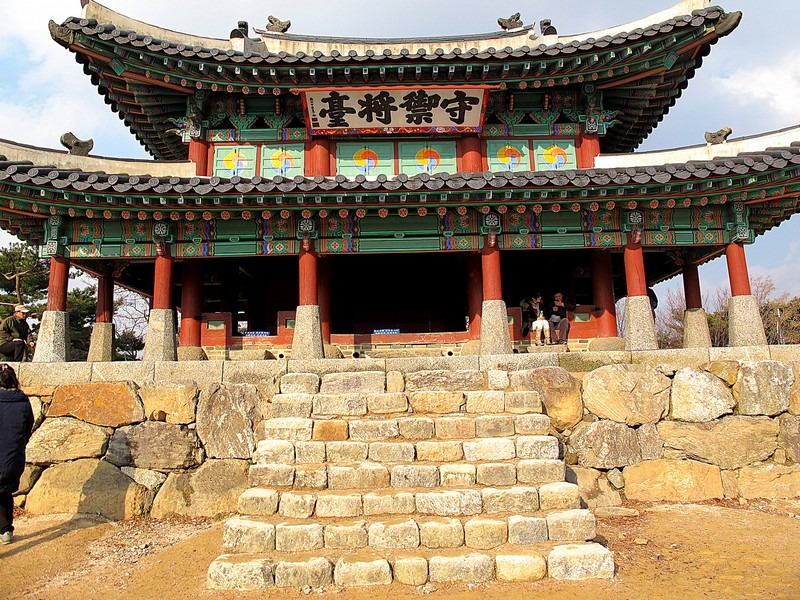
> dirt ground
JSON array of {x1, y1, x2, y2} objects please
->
[{"x1": 2, "y1": 500, "x2": 800, "y2": 600}]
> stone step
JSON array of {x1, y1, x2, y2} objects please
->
[
  {"x1": 207, "y1": 542, "x2": 614, "y2": 589},
  {"x1": 261, "y1": 414, "x2": 550, "y2": 444},
  {"x1": 254, "y1": 432, "x2": 557, "y2": 465},
  {"x1": 265, "y1": 390, "x2": 543, "y2": 419},
  {"x1": 238, "y1": 483, "x2": 581, "y2": 518},
  {"x1": 222, "y1": 510, "x2": 595, "y2": 555}
]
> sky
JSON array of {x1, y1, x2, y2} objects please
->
[{"x1": 0, "y1": 0, "x2": 798, "y2": 301}]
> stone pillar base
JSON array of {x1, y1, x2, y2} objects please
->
[
  {"x1": 177, "y1": 346, "x2": 208, "y2": 361},
  {"x1": 683, "y1": 308, "x2": 712, "y2": 348},
  {"x1": 479, "y1": 299, "x2": 512, "y2": 355},
  {"x1": 728, "y1": 294, "x2": 768, "y2": 347},
  {"x1": 87, "y1": 322, "x2": 114, "y2": 362},
  {"x1": 624, "y1": 295, "x2": 658, "y2": 351},
  {"x1": 292, "y1": 305, "x2": 324, "y2": 359},
  {"x1": 143, "y1": 308, "x2": 177, "y2": 361},
  {"x1": 33, "y1": 310, "x2": 69, "y2": 362}
]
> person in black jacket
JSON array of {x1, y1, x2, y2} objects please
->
[
  {"x1": 0, "y1": 305, "x2": 33, "y2": 362},
  {"x1": 0, "y1": 364, "x2": 33, "y2": 544},
  {"x1": 546, "y1": 291, "x2": 571, "y2": 344}
]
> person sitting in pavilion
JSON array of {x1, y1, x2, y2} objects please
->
[
  {"x1": 546, "y1": 292, "x2": 571, "y2": 345},
  {"x1": 519, "y1": 292, "x2": 543, "y2": 337},
  {"x1": 0, "y1": 306, "x2": 33, "y2": 362}
]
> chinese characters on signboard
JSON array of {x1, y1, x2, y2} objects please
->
[{"x1": 301, "y1": 87, "x2": 488, "y2": 134}]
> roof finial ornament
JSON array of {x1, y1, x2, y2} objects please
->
[
  {"x1": 59, "y1": 132, "x2": 93, "y2": 156},
  {"x1": 705, "y1": 126, "x2": 732, "y2": 145},
  {"x1": 266, "y1": 15, "x2": 291, "y2": 33},
  {"x1": 540, "y1": 19, "x2": 557, "y2": 36},
  {"x1": 497, "y1": 13, "x2": 523, "y2": 31}
]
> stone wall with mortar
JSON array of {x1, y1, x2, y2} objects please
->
[{"x1": 12, "y1": 346, "x2": 800, "y2": 520}]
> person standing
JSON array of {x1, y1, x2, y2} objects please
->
[
  {"x1": 0, "y1": 305, "x2": 33, "y2": 362},
  {"x1": 0, "y1": 364, "x2": 33, "y2": 544}
]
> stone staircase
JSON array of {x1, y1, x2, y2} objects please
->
[{"x1": 207, "y1": 370, "x2": 614, "y2": 589}]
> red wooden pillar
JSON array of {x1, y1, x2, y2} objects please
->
[
  {"x1": 152, "y1": 246, "x2": 174, "y2": 310},
  {"x1": 188, "y1": 138, "x2": 210, "y2": 176},
  {"x1": 623, "y1": 232, "x2": 648, "y2": 297},
  {"x1": 481, "y1": 238, "x2": 503, "y2": 301},
  {"x1": 590, "y1": 249, "x2": 617, "y2": 337},
  {"x1": 576, "y1": 133, "x2": 601, "y2": 168},
  {"x1": 467, "y1": 254, "x2": 483, "y2": 339},
  {"x1": 307, "y1": 139, "x2": 332, "y2": 177},
  {"x1": 95, "y1": 274, "x2": 114, "y2": 323},
  {"x1": 299, "y1": 241, "x2": 318, "y2": 306},
  {"x1": 725, "y1": 242, "x2": 752, "y2": 296},
  {"x1": 46, "y1": 256, "x2": 70, "y2": 312},
  {"x1": 682, "y1": 260, "x2": 703, "y2": 309},
  {"x1": 461, "y1": 135, "x2": 483, "y2": 172},
  {"x1": 318, "y1": 257, "x2": 331, "y2": 343},
  {"x1": 179, "y1": 260, "x2": 203, "y2": 347}
]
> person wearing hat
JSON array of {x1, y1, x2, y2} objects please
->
[{"x1": 0, "y1": 305, "x2": 33, "y2": 362}]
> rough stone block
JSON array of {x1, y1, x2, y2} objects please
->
[
  {"x1": 391, "y1": 465, "x2": 439, "y2": 488},
  {"x1": 416, "y1": 490, "x2": 482, "y2": 516},
  {"x1": 386, "y1": 371, "x2": 405, "y2": 393},
  {"x1": 294, "y1": 464, "x2": 328, "y2": 489},
  {"x1": 495, "y1": 553, "x2": 547, "y2": 582},
  {"x1": 263, "y1": 418, "x2": 313, "y2": 441},
  {"x1": 278, "y1": 492, "x2": 316, "y2": 518},
  {"x1": 547, "y1": 543, "x2": 615, "y2": 580},
  {"x1": 508, "y1": 515, "x2": 548, "y2": 545},
  {"x1": 49, "y1": 382, "x2": 144, "y2": 428},
  {"x1": 361, "y1": 491, "x2": 415, "y2": 516},
  {"x1": 392, "y1": 555, "x2": 428, "y2": 586},
  {"x1": 476, "y1": 463, "x2": 517, "y2": 486},
  {"x1": 313, "y1": 393, "x2": 367, "y2": 416},
  {"x1": 321, "y1": 371, "x2": 386, "y2": 393},
  {"x1": 253, "y1": 440, "x2": 295, "y2": 465},
  {"x1": 517, "y1": 459, "x2": 565, "y2": 484},
  {"x1": 279, "y1": 373, "x2": 319, "y2": 394},
  {"x1": 207, "y1": 555, "x2": 274, "y2": 590},
  {"x1": 268, "y1": 394, "x2": 313, "y2": 418},
  {"x1": 431, "y1": 417, "x2": 474, "y2": 440},
  {"x1": 624, "y1": 459, "x2": 724, "y2": 502},
  {"x1": 539, "y1": 482, "x2": 582, "y2": 510},
  {"x1": 326, "y1": 441, "x2": 368, "y2": 463},
  {"x1": 222, "y1": 361, "x2": 286, "y2": 386},
  {"x1": 419, "y1": 518, "x2": 464, "y2": 549},
  {"x1": 349, "y1": 420, "x2": 400, "y2": 441},
  {"x1": 408, "y1": 391, "x2": 466, "y2": 414},
  {"x1": 237, "y1": 488, "x2": 279, "y2": 515},
  {"x1": 309, "y1": 419, "x2": 347, "y2": 441},
  {"x1": 463, "y1": 438, "x2": 516, "y2": 461},
  {"x1": 334, "y1": 555, "x2": 392, "y2": 586},
  {"x1": 315, "y1": 493, "x2": 362, "y2": 518},
  {"x1": 405, "y1": 370, "x2": 484, "y2": 392},
  {"x1": 428, "y1": 553, "x2": 494, "y2": 583},
  {"x1": 465, "y1": 390, "x2": 505, "y2": 413},
  {"x1": 505, "y1": 391, "x2": 544, "y2": 414},
  {"x1": 514, "y1": 414, "x2": 551, "y2": 435},
  {"x1": 369, "y1": 442, "x2": 415, "y2": 463},
  {"x1": 295, "y1": 441, "x2": 326, "y2": 464},
  {"x1": 248, "y1": 464, "x2": 295, "y2": 488},
  {"x1": 399, "y1": 417, "x2": 434, "y2": 440},
  {"x1": 138, "y1": 383, "x2": 197, "y2": 424},
  {"x1": 516, "y1": 436, "x2": 560, "y2": 460},
  {"x1": 487, "y1": 369, "x2": 510, "y2": 391},
  {"x1": 275, "y1": 523, "x2": 324, "y2": 552},
  {"x1": 325, "y1": 522, "x2": 368, "y2": 550},
  {"x1": 368, "y1": 519, "x2": 420, "y2": 549},
  {"x1": 440, "y1": 463, "x2": 476, "y2": 487},
  {"x1": 222, "y1": 518, "x2": 276, "y2": 553},
  {"x1": 546, "y1": 509, "x2": 597, "y2": 541},
  {"x1": 273, "y1": 557, "x2": 333, "y2": 588},
  {"x1": 328, "y1": 463, "x2": 390, "y2": 490},
  {"x1": 416, "y1": 441, "x2": 463, "y2": 462},
  {"x1": 475, "y1": 415, "x2": 515, "y2": 438},
  {"x1": 366, "y1": 392, "x2": 408, "y2": 414},
  {"x1": 482, "y1": 486, "x2": 539, "y2": 514},
  {"x1": 154, "y1": 360, "x2": 223, "y2": 386}
]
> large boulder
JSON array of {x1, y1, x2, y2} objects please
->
[
  {"x1": 509, "y1": 367, "x2": 582, "y2": 430},
  {"x1": 623, "y1": 459, "x2": 724, "y2": 502},
  {"x1": 138, "y1": 383, "x2": 198, "y2": 424},
  {"x1": 197, "y1": 384, "x2": 261, "y2": 459},
  {"x1": 49, "y1": 382, "x2": 144, "y2": 427},
  {"x1": 779, "y1": 414, "x2": 800, "y2": 463},
  {"x1": 737, "y1": 463, "x2": 800, "y2": 499},
  {"x1": 105, "y1": 422, "x2": 199, "y2": 470},
  {"x1": 657, "y1": 416, "x2": 779, "y2": 470},
  {"x1": 582, "y1": 364, "x2": 670, "y2": 425},
  {"x1": 569, "y1": 420, "x2": 641, "y2": 469},
  {"x1": 788, "y1": 362, "x2": 800, "y2": 415},
  {"x1": 25, "y1": 458, "x2": 152, "y2": 519},
  {"x1": 150, "y1": 459, "x2": 249, "y2": 518},
  {"x1": 670, "y1": 368, "x2": 735, "y2": 422},
  {"x1": 26, "y1": 417, "x2": 109, "y2": 465},
  {"x1": 732, "y1": 361, "x2": 793, "y2": 416}
]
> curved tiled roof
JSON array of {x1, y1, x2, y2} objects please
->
[{"x1": 50, "y1": 1, "x2": 740, "y2": 159}]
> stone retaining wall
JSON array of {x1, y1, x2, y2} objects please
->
[{"x1": 13, "y1": 346, "x2": 800, "y2": 519}]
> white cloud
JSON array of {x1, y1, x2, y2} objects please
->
[{"x1": 716, "y1": 55, "x2": 800, "y2": 125}]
